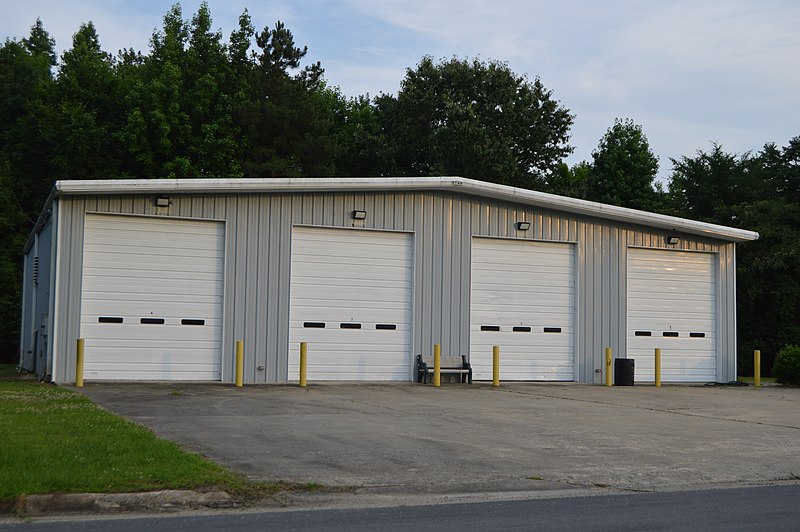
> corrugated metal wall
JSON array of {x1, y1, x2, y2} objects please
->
[
  {"x1": 49, "y1": 190, "x2": 737, "y2": 383},
  {"x1": 19, "y1": 218, "x2": 54, "y2": 375}
]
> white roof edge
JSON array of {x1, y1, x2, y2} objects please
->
[{"x1": 54, "y1": 177, "x2": 759, "y2": 243}]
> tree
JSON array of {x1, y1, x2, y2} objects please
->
[
  {"x1": 0, "y1": 20, "x2": 58, "y2": 216},
  {"x1": 374, "y1": 56, "x2": 573, "y2": 188},
  {"x1": 236, "y1": 21, "x2": 335, "y2": 176},
  {"x1": 666, "y1": 143, "x2": 760, "y2": 224},
  {"x1": 119, "y1": 3, "x2": 244, "y2": 178},
  {"x1": 0, "y1": 20, "x2": 58, "y2": 362},
  {"x1": 585, "y1": 118, "x2": 660, "y2": 210},
  {"x1": 323, "y1": 88, "x2": 390, "y2": 176},
  {"x1": 51, "y1": 22, "x2": 121, "y2": 180},
  {"x1": 546, "y1": 162, "x2": 591, "y2": 199}
]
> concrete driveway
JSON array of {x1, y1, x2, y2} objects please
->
[{"x1": 79, "y1": 383, "x2": 800, "y2": 497}]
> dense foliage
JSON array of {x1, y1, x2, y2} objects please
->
[
  {"x1": 372, "y1": 56, "x2": 574, "y2": 188},
  {"x1": 1, "y1": 3, "x2": 797, "y2": 376},
  {"x1": 773, "y1": 345, "x2": 800, "y2": 385}
]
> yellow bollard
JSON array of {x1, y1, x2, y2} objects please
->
[
  {"x1": 235, "y1": 340, "x2": 244, "y2": 387},
  {"x1": 754, "y1": 350, "x2": 761, "y2": 387},
  {"x1": 75, "y1": 338, "x2": 85, "y2": 388},
  {"x1": 299, "y1": 342, "x2": 307, "y2": 388},
  {"x1": 492, "y1": 345, "x2": 500, "y2": 387},
  {"x1": 605, "y1": 347, "x2": 613, "y2": 387},
  {"x1": 433, "y1": 344, "x2": 441, "y2": 387},
  {"x1": 654, "y1": 348, "x2": 662, "y2": 387}
]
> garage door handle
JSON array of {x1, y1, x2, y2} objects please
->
[
  {"x1": 140, "y1": 317, "x2": 165, "y2": 325},
  {"x1": 376, "y1": 324, "x2": 397, "y2": 330},
  {"x1": 662, "y1": 331, "x2": 679, "y2": 337},
  {"x1": 340, "y1": 323, "x2": 362, "y2": 329},
  {"x1": 181, "y1": 319, "x2": 205, "y2": 326},
  {"x1": 480, "y1": 325, "x2": 500, "y2": 331},
  {"x1": 635, "y1": 331, "x2": 652, "y2": 336},
  {"x1": 513, "y1": 326, "x2": 531, "y2": 332},
  {"x1": 689, "y1": 332, "x2": 706, "y2": 338},
  {"x1": 303, "y1": 322, "x2": 325, "y2": 328},
  {"x1": 543, "y1": 327, "x2": 562, "y2": 333},
  {"x1": 98, "y1": 316, "x2": 123, "y2": 324}
]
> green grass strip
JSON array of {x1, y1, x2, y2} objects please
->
[
  {"x1": 737, "y1": 376, "x2": 777, "y2": 384},
  {"x1": 0, "y1": 370, "x2": 255, "y2": 500}
]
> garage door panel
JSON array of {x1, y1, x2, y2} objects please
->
[
  {"x1": 291, "y1": 284, "x2": 411, "y2": 302},
  {"x1": 81, "y1": 273, "x2": 224, "y2": 288},
  {"x1": 80, "y1": 214, "x2": 224, "y2": 381},
  {"x1": 292, "y1": 278, "x2": 409, "y2": 292},
  {"x1": 471, "y1": 297, "x2": 574, "y2": 313},
  {"x1": 81, "y1": 299, "x2": 221, "y2": 317},
  {"x1": 627, "y1": 248, "x2": 716, "y2": 383},
  {"x1": 83, "y1": 291, "x2": 221, "y2": 305},
  {"x1": 470, "y1": 238, "x2": 575, "y2": 381},
  {"x1": 288, "y1": 227, "x2": 413, "y2": 381},
  {"x1": 83, "y1": 256, "x2": 222, "y2": 275},
  {"x1": 82, "y1": 296, "x2": 221, "y2": 312},
  {"x1": 80, "y1": 328, "x2": 220, "y2": 344},
  {"x1": 83, "y1": 349, "x2": 220, "y2": 364},
  {"x1": 472, "y1": 333, "x2": 572, "y2": 348}
]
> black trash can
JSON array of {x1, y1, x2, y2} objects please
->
[{"x1": 614, "y1": 358, "x2": 635, "y2": 386}]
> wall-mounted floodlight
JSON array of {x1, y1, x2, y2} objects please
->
[
  {"x1": 155, "y1": 196, "x2": 170, "y2": 207},
  {"x1": 352, "y1": 210, "x2": 367, "y2": 220},
  {"x1": 666, "y1": 235, "x2": 680, "y2": 245},
  {"x1": 516, "y1": 221, "x2": 531, "y2": 231}
]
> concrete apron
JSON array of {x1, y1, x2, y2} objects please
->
[{"x1": 79, "y1": 383, "x2": 800, "y2": 496}]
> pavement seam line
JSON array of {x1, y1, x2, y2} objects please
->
[{"x1": 494, "y1": 387, "x2": 800, "y2": 431}]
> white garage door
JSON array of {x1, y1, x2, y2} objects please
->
[
  {"x1": 627, "y1": 248, "x2": 716, "y2": 382},
  {"x1": 80, "y1": 214, "x2": 225, "y2": 380},
  {"x1": 288, "y1": 227, "x2": 413, "y2": 381},
  {"x1": 470, "y1": 238, "x2": 575, "y2": 381}
]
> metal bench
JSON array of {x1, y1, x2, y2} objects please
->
[{"x1": 416, "y1": 354, "x2": 472, "y2": 384}]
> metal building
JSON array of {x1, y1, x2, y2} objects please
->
[{"x1": 19, "y1": 177, "x2": 759, "y2": 384}]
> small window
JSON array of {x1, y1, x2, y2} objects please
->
[
  {"x1": 480, "y1": 325, "x2": 501, "y2": 332},
  {"x1": 663, "y1": 331, "x2": 679, "y2": 337},
  {"x1": 543, "y1": 327, "x2": 562, "y2": 333},
  {"x1": 340, "y1": 323, "x2": 362, "y2": 329},
  {"x1": 376, "y1": 324, "x2": 397, "y2": 330},
  {"x1": 634, "y1": 331, "x2": 652, "y2": 337},
  {"x1": 181, "y1": 319, "x2": 205, "y2": 326},
  {"x1": 303, "y1": 322, "x2": 325, "y2": 328},
  {"x1": 689, "y1": 332, "x2": 706, "y2": 338},
  {"x1": 98, "y1": 316, "x2": 123, "y2": 324},
  {"x1": 140, "y1": 317, "x2": 165, "y2": 325},
  {"x1": 513, "y1": 326, "x2": 532, "y2": 332}
]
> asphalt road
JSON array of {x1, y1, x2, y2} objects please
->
[{"x1": 3, "y1": 484, "x2": 799, "y2": 531}]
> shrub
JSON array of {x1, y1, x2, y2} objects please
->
[{"x1": 773, "y1": 345, "x2": 800, "y2": 385}]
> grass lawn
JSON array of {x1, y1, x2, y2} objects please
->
[
  {"x1": 0, "y1": 364, "x2": 289, "y2": 503},
  {"x1": 737, "y1": 375, "x2": 777, "y2": 384}
]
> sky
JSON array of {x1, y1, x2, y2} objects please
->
[{"x1": 2, "y1": 0, "x2": 799, "y2": 181}]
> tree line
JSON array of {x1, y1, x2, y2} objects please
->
[{"x1": 1, "y1": 3, "x2": 797, "y2": 374}]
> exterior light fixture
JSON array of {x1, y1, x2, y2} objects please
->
[
  {"x1": 516, "y1": 221, "x2": 531, "y2": 231},
  {"x1": 155, "y1": 196, "x2": 170, "y2": 207},
  {"x1": 352, "y1": 210, "x2": 367, "y2": 220},
  {"x1": 666, "y1": 235, "x2": 680, "y2": 245}
]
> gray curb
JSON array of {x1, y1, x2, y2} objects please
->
[{"x1": 19, "y1": 489, "x2": 232, "y2": 516}]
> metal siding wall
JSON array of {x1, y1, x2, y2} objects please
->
[
  {"x1": 19, "y1": 241, "x2": 36, "y2": 370},
  {"x1": 54, "y1": 198, "x2": 86, "y2": 382},
  {"x1": 49, "y1": 190, "x2": 738, "y2": 384},
  {"x1": 717, "y1": 243, "x2": 737, "y2": 381},
  {"x1": 34, "y1": 223, "x2": 53, "y2": 375}
]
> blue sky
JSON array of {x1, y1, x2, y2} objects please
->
[{"x1": 2, "y1": 0, "x2": 799, "y2": 180}]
